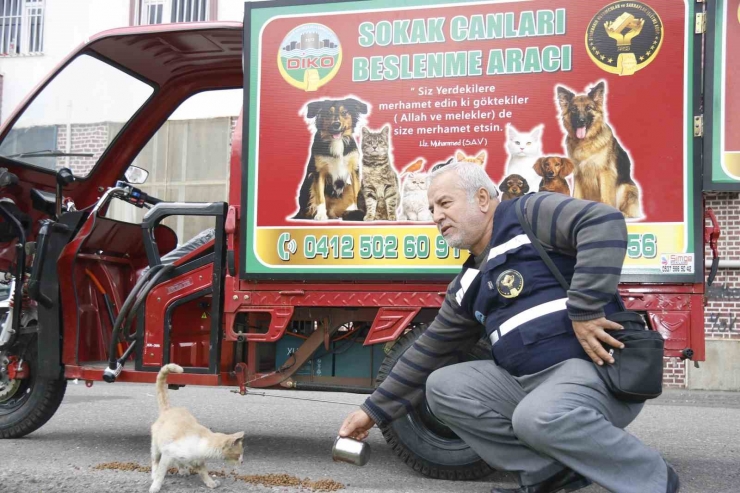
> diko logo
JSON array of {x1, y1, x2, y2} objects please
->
[{"x1": 278, "y1": 23, "x2": 342, "y2": 92}]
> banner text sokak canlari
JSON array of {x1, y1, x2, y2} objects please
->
[{"x1": 352, "y1": 9, "x2": 572, "y2": 81}]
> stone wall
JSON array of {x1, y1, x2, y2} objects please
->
[{"x1": 55, "y1": 122, "x2": 111, "y2": 176}]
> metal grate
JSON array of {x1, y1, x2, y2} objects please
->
[
  {"x1": 24, "y1": 0, "x2": 42, "y2": 53},
  {"x1": 171, "y1": 0, "x2": 208, "y2": 23},
  {"x1": 136, "y1": 0, "x2": 209, "y2": 26},
  {"x1": 0, "y1": 0, "x2": 44, "y2": 55}
]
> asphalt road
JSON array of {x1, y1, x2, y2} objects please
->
[{"x1": 1, "y1": 383, "x2": 739, "y2": 493}]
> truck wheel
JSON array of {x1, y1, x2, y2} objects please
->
[
  {"x1": 0, "y1": 342, "x2": 66, "y2": 438},
  {"x1": 375, "y1": 325, "x2": 494, "y2": 480}
]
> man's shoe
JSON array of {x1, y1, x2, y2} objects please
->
[
  {"x1": 666, "y1": 462, "x2": 680, "y2": 493},
  {"x1": 490, "y1": 468, "x2": 592, "y2": 493}
]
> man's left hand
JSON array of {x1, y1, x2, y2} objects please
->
[{"x1": 572, "y1": 318, "x2": 624, "y2": 366}]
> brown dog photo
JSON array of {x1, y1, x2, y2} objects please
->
[
  {"x1": 499, "y1": 174, "x2": 530, "y2": 201},
  {"x1": 534, "y1": 156, "x2": 574, "y2": 196},
  {"x1": 292, "y1": 97, "x2": 368, "y2": 221},
  {"x1": 555, "y1": 81, "x2": 642, "y2": 218}
]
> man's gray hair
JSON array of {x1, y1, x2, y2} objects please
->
[{"x1": 429, "y1": 161, "x2": 500, "y2": 202}]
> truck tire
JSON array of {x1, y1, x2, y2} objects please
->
[
  {"x1": 375, "y1": 325, "x2": 494, "y2": 480},
  {"x1": 0, "y1": 342, "x2": 66, "y2": 438}
]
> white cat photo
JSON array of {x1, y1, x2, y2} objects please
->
[
  {"x1": 397, "y1": 171, "x2": 433, "y2": 221},
  {"x1": 504, "y1": 124, "x2": 544, "y2": 192}
]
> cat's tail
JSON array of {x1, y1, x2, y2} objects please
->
[{"x1": 156, "y1": 363, "x2": 184, "y2": 412}]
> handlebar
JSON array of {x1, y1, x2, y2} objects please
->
[
  {"x1": 146, "y1": 194, "x2": 162, "y2": 206},
  {"x1": 114, "y1": 180, "x2": 162, "y2": 207}
]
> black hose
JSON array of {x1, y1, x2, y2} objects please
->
[
  {"x1": 121, "y1": 264, "x2": 175, "y2": 341},
  {"x1": 116, "y1": 339, "x2": 138, "y2": 365},
  {"x1": 106, "y1": 264, "x2": 164, "y2": 370},
  {"x1": 289, "y1": 382, "x2": 375, "y2": 394}
]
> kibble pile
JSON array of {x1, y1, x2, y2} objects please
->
[
  {"x1": 92, "y1": 462, "x2": 150, "y2": 473},
  {"x1": 233, "y1": 473, "x2": 344, "y2": 491},
  {"x1": 93, "y1": 462, "x2": 345, "y2": 491}
]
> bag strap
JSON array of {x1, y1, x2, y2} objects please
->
[
  {"x1": 514, "y1": 195, "x2": 627, "y2": 312},
  {"x1": 515, "y1": 196, "x2": 570, "y2": 291}
]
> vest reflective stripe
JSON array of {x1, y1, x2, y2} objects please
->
[
  {"x1": 487, "y1": 234, "x2": 531, "y2": 262},
  {"x1": 489, "y1": 297, "x2": 569, "y2": 345},
  {"x1": 455, "y1": 268, "x2": 480, "y2": 305}
]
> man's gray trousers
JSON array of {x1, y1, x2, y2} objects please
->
[{"x1": 425, "y1": 358, "x2": 668, "y2": 493}]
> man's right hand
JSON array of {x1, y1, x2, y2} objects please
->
[
  {"x1": 339, "y1": 409, "x2": 376, "y2": 441},
  {"x1": 572, "y1": 317, "x2": 624, "y2": 366}
]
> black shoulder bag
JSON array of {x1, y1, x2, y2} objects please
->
[{"x1": 515, "y1": 198, "x2": 664, "y2": 403}]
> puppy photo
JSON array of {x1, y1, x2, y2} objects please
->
[
  {"x1": 555, "y1": 81, "x2": 642, "y2": 218},
  {"x1": 534, "y1": 156, "x2": 574, "y2": 196},
  {"x1": 292, "y1": 97, "x2": 368, "y2": 221},
  {"x1": 150, "y1": 364, "x2": 244, "y2": 493},
  {"x1": 499, "y1": 174, "x2": 530, "y2": 201}
]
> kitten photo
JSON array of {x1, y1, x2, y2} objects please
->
[
  {"x1": 503, "y1": 124, "x2": 544, "y2": 191},
  {"x1": 359, "y1": 125, "x2": 400, "y2": 221},
  {"x1": 149, "y1": 364, "x2": 244, "y2": 493},
  {"x1": 398, "y1": 170, "x2": 433, "y2": 221},
  {"x1": 429, "y1": 151, "x2": 485, "y2": 175},
  {"x1": 453, "y1": 150, "x2": 486, "y2": 167}
]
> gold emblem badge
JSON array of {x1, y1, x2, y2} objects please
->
[
  {"x1": 586, "y1": 2, "x2": 664, "y2": 76},
  {"x1": 496, "y1": 270, "x2": 524, "y2": 299}
]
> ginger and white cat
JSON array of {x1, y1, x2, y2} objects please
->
[
  {"x1": 150, "y1": 364, "x2": 244, "y2": 493},
  {"x1": 428, "y1": 150, "x2": 486, "y2": 175},
  {"x1": 503, "y1": 124, "x2": 544, "y2": 192},
  {"x1": 397, "y1": 171, "x2": 433, "y2": 221},
  {"x1": 454, "y1": 150, "x2": 486, "y2": 167}
]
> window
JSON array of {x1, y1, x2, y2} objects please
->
[
  {"x1": 134, "y1": 0, "x2": 210, "y2": 26},
  {"x1": 0, "y1": 54, "x2": 154, "y2": 177},
  {"x1": 106, "y1": 88, "x2": 242, "y2": 243},
  {"x1": 0, "y1": 0, "x2": 44, "y2": 56}
]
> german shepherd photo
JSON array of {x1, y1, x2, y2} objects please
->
[
  {"x1": 292, "y1": 97, "x2": 369, "y2": 221},
  {"x1": 555, "y1": 81, "x2": 642, "y2": 218}
]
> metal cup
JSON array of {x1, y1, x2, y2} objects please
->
[{"x1": 332, "y1": 436, "x2": 371, "y2": 466}]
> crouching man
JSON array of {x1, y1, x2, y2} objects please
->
[{"x1": 338, "y1": 162, "x2": 679, "y2": 493}]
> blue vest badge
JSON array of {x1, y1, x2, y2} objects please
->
[{"x1": 496, "y1": 269, "x2": 524, "y2": 298}]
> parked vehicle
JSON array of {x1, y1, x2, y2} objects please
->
[{"x1": 0, "y1": 0, "x2": 730, "y2": 480}]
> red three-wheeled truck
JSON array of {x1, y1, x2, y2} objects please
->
[{"x1": 0, "y1": 0, "x2": 733, "y2": 480}]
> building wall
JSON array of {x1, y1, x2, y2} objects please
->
[
  {"x1": 0, "y1": 0, "x2": 130, "y2": 124},
  {"x1": 658, "y1": 192, "x2": 740, "y2": 390},
  {"x1": 55, "y1": 122, "x2": 113, "y2": 176},
  {"x1": 681, "y1": 192, "x2": 740, "y2": 390},
  {"x1": 104, "y1": 115, "x2": 239, "y2": 242},
  {"x1": 0, "y1": 0, "x2": 264, "y2": 124}
]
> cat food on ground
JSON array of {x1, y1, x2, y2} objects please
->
[
  {"x1": 93, "y1": 463, "x2": 344, "y2": 491},
  {"x1": 93, "y1": 462, "x2": 151, "y2": 473},
  {"x1": 232, "y1": 473, "x2": 345, "y2": 491},
  {"x1": 91, "y1": 462, "x2": 201, "y2": 476}
]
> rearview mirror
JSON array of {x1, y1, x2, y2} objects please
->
[{"x1": 124, "y1": 165, "x2": 149, "y2": 185}]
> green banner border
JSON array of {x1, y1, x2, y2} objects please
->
[
  {"x1": 243, "y1": 0, "x2": 697, "y2": 279},
  {"x1": 710, "y1": 0, "x2": 738, "y2": 183}
]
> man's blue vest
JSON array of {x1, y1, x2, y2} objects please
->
[{"x1": 451, "y1": 196, "x2": 622, "y2": 377}]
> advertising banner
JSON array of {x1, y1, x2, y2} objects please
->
[
  {"x1": 243, "y1": 0, "x2": 698, "y2": 280},
  {"x1": 705, "y1": 0, "x2": 740, "y2": 189}
]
